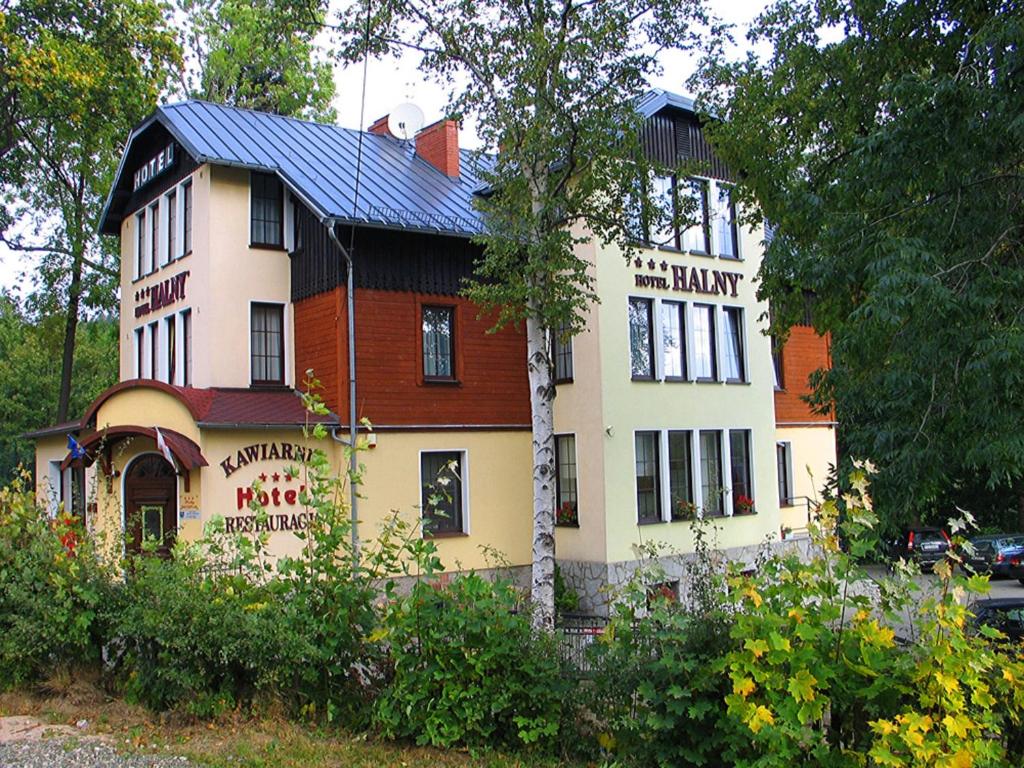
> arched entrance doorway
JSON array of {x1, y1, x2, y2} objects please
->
[{"x1": 124, "y1": 454, "x2": 178, "y2": 557}]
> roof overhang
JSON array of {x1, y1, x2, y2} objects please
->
[{"x1": 60, "y1": 425, "x2": 207, "y2": 473}]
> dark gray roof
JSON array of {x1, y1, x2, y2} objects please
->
[{"x1": 105, "y1": 100, "x2": 492, "y2": 237}]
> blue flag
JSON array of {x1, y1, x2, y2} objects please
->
[{"x1": 67, "y1": 434, "x2": 86, "y2": 459}]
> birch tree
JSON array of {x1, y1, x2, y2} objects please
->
[{"x1": 338, "y1": 0, "x2": 711, "y2": 628}]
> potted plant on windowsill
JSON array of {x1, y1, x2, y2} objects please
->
[
  {"x1": 672, "y1": 499, "x2": 699, "y2": 522},
  {"x1": 734, "y1": 494, "x2": 756, "y2": 516},
  {"x1": 556, "y1": 501, "x2": 579, "y2": 527}
]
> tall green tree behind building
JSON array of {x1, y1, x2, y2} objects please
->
[
  {"x1": 176, "y1": 0, "x2": 337, "y2": 120},
  {"x1": 0, "y1": 294, "x2": 118, "y2": 482},
  {"x1": 0, "y1": 0, "x2": 181, "y2": 427},
  {"x1": 339, "y1": 0, "x2": 712, "y2": 628},
  {"x1": 697, "y1": 0, "x2": 1024, "y2": 527}
]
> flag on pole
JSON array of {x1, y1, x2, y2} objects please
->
[
  {"x1": 154, "y1": 427, "x2": 177, "y2": 471},
  {"x1": 67, "y1": 434, "x2": 86, "y2": 459}
]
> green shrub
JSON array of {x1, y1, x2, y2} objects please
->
[
  {"x1": 375, "y1": 573, "x2": 568, "y2": 750},
  {"x1": 584, "y1": 523, "x2": 748, "y2": 767},
  {"x1": 723, "y1": 462, "x2": 1024, "y2": 766},
  {"x1": 0, "y1": 472, "x2": 110, "y2": 688},
  {"x1": 111, "y1": 550, "x2": 309, "y2": 716}
]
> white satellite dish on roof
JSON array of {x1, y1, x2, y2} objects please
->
[{"x1": 387, "y1": 102, "x2": 425, "y2": 141}]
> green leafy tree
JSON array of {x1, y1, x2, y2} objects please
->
[
  {"x1": 339, "y1": 0, "x2": 711, "y2": 629},
  {"x1": 177, "y1": 0, "x2": 336, "y2": 120},
  {"x1": 696, "y1": 0, "x2": 1024, "y2": 528},
  {"x1": 0, "y1": 0, "x2": 180, "y2": 423},
  {"x1": 0, "y1": 293, "x2": 118, "y2": 482}
]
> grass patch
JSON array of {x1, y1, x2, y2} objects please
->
[{"x1": 0, "y1": 675, "x2": 579, "y2": 768}]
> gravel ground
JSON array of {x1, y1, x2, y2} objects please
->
[{"x1": 0, "y1": 738, "x2": 197, "y2": 768}]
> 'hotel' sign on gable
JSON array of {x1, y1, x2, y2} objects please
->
[{"x1": 133, "y1": 144, "x2": 175, "y2": 192}]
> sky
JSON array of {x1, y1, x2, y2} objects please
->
[{"x1": 0, "y1": 0, "x2": 770, "y2": 297}]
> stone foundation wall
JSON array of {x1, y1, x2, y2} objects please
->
[{"x1": 558, "y1": 534, "x2": 817, "y2": 617}]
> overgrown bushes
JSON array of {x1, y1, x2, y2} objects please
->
[
  {"x1": 5, "y1": 429, "x2": 1024, "y2": 766},
  {"x1": 376, "y1": 572, "x2": 567, "y2": 749},
  {"x1": 0, "y1": 471, "x2": 110, "y2": 688}
]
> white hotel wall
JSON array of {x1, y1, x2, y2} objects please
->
[
  {"x1": 592, "y1": 218, "x2": 782, "y2": 565},
  {"x1": 118, "y1": 165, "x2": 294, "y2": 391}
]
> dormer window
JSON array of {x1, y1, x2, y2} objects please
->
[{"x1": 250, "y1": 172, "x2": 283, "y2": 248}]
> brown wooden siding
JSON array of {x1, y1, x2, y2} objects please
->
[
  {"x1": 290, "y1": 207, "x2": 482, "y2": 302},
  {"x1": 641, "y1": 112, "x2": 733, "y2": 182},
  {"x1": 294, "y1": 287, "x2": 530, "y2": 427},
  {"x1": 774, "y1": 326, "x2": 835, "y2": 424}
]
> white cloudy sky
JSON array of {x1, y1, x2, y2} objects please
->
[{"x1": 0, "y1": 0, "x2": 770, "y2": 296}]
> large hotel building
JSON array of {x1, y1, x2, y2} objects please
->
[{"x1": 30, "y1": 90, "x2": 835, "y2": 612}]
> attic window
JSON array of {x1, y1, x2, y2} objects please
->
[{"x1": 250, "y1": 172, "x2": 283, "y2": 248}]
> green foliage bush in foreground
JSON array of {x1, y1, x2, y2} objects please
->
[
  {"x1": 0, "y1": 471, "x2": 111, "y2": 688},
  {"x1": 4, "y1": 421, "x2": 1024, "y2": 766},
  {"x1": 375, "y1": 572, "x2": 567, "y2": 749}
]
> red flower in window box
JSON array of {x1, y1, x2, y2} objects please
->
[
  {"x1": 735, "y1": 495, "x2": 756, "y2": 515},
  {"x1": 556, "y1": 501, "x2": 578, "y2": 526}
]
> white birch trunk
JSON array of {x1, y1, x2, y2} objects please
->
[{"x1": 526, "y1": 308, "x2": 557, "y2": 631}]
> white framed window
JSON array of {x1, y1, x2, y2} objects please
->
[
  {"x1": 699, "y1": 430, "x2": 725, "y2": 516},
  {"x1": 148, "y1": 321, "x2": 159, "y2": 381},
  {"x1": 419, "y1": 449, "x2": 468, "y2": 536},
  {"x1": 134, "y1": 327, "x2": 144, "y2": 378},
  {"x1": 729, "y1": 430, "x2": 753, "y2": 514},
  {"x1": 692, "y1": 304, "x2": 717, "y2": 381},
  {"x1": 714, "y1": 182, "x2": 740, "y2": 258},
  {"x1": 181, "y1": 308, "x2": 192, "y2": 386},
  {"x1": 555, "y1": 434, "x2": 578, "y2": 526},
  {"x1": 552, "y1": 322, "x2": 574, "y2": 383},
  {"x1": 148, "y1": 202, "x2": 159, "y2": 274},
  {"x1": 165, "y1": 314, "x2": 177, "y2": 385},
  {"x1": 660, "y1": 300, "x2": 686, "y2": 380},
  {"x1": 777, "y1": 442, "x2": 793, "y2": 506},
  {"x1": 634, "y1": 431, "x2": 661, "y2": 524},
  {"x1": 165, "y1": 188, "x2": 177, "y2": 263},
  {"x1": 722, "y1": 306, "x2": 746, "y2": 383},
  {"x1": 250, "y1": 302, "x2": 285, "y2": 386},
  {"x1": 134, "y1": 211, "x2": 146, "y2": 279}
]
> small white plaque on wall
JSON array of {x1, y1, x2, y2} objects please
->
[{"x1": 179, "y1": 508, "x2": 201, "y2": 521}]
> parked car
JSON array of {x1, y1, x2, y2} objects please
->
[
  {"x1": 963, "y1": 533, "x2": 1024, "y2": 577},
  {"x1": 971, "y1": 598, "x2": 1024, "y2": 642},
  {"x1": 890, "y1": 526, "x2": 951, "y2": 571}
]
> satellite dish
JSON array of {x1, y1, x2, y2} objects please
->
[{"x1": 387, "y1": 103, "x2": 425, "y2": 141}]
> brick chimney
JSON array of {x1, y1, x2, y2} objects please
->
[
  {"x1": 368, "y1": 115, "x2": 390, "y2": 136},
  {"x1": 415, "y1": 119, "x2": 460, "y2": 177}
]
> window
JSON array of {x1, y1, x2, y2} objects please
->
[
  {"x1": 715, "y1": 183, "x2": 739, "y2": 258},
  {"x1": 165, "y1": 315, "x2": 176, "y2": 385},
  {"x1": 777, "y1": 442, "x2": 793, "y2": 506},
  {"x1": 629, "y1": 297, "x2": 654, "y2": 379},
  {"x1": 149, "y1": 202, "x2": 159, "y2": 272},
  {"x1": 421, "y1": 451, "x2": 464, "y2": 535},
  {"x1": 422, "y1": 306, "x2": 454, "y2": 380},
  {"x1": 555, "y1": 434, "x2": 578, "y2": 525},
  {"x1": 722, "y1": 307, "x2": 746, "y2": 383},
  {"x1": 771, "y1": 334, "x2": 785, "y2": 389},
  {"x1": 251, "y1": 303, "x2": 284, "y2": 385},
  {"x1": 679, "y1": 178, "x2": 711, "y2": 253},
  {"x1": 552, "y1": 323, "x2": 574, "y2": 383},
  {"x1": 166, "y1": 190, "x2": 177, "y2": 262},
  {"x1": 135, "y1": 211, "x2": 145, "y2": 278},
  {"x1": 134, "y1": 327, "x2": 144, "y2": 378},
  {"x1": 648, "y1": 174, "x2": 676, "y2": 248},
  {"x1": 729, "y1": 430, "x2": 753, "y2": 514},
  {"x1": 699, "y1": 430, "x2": 724, "y2": 516},
  {"x1": 660, "y1": 301, "x2": 686, "y2": 380},
  {"x1": 692, "y1": 304, "x2": 717, "y2": 381},
  {"x1": 182, "y1": 181, "x2": 193, "y2": 254},
  {"x1": 149, "y1": 321, "x2": 159, "y2": 381},
  {"x1": 250, "y1": 172, "x2": 283, "y2": 247},
  {"x1": 635, "y1": 431, "x2": 661, "y2": 523},
  {"x1": 668, "y1": 430, "x2": 694, "y2": 520},
  {"x1": 181, "y1": 309, "x2": 192, "y2": 387}
]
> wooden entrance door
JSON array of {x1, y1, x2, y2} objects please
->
[{"x1": 124, "y1": 454, "x2": 177, "y2": 557}]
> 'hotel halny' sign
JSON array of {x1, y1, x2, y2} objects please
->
[{"x1": 632, "y1": 257, "x2": 743, "y2": 298}]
